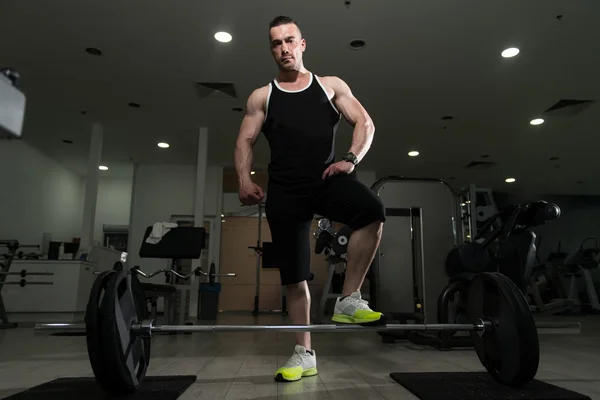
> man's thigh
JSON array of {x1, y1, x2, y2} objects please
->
[
  {"x1": 265, "y1": 196, "x2": 314, "y2": 285},
  {"x1": 314, "y1": 174, "x2": 386, "y2": 230}
]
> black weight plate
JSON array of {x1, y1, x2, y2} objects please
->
[
  {"x1": 130, "y1": 269, "x2": 151, "y2": 356},
  {"x1": 468, "y1": 272, "x2": 539, "y2": 387},
  {"x1": 445, "y1": 247, "x2": 463, "y2": 277},
  {"x1": 85, "y1": 270, "x2": 117, "y2": 389},
  {"x1": 495, "y1": 272, "x2": 540, "y2": 384},
  {"x1": 100, "y1": 271, "x2": 150, "y2": 394}
]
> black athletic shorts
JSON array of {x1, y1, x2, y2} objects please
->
[{"x1": 265, "y1": 173, "x2": 386, "y2": 286}]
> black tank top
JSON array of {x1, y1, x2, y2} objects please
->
[{"x1": 262, "y1": 72, "x2": 341, "y2": 193}]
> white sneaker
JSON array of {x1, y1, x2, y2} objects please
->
[
  {"x1": 274, "y1": 345, "x2": 318, "y2": 382},
  {"x1": 332, "y1": 291, "x2": 384, "y2": 325}
]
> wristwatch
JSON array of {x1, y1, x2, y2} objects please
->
[{"x1": 342, "y1": 152, "x2": 359, "y2": 166}]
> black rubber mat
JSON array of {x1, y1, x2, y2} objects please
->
[
  {"x1": 390, "y1": 372, "x2": 590, "y2": 400},
  {"x1": 5, "y1": 376, "x2": 197, "y2": 400}
]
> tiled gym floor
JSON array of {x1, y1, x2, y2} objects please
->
[{"x1": 0, "y1": 313, "x2": 599, "y2": 399}]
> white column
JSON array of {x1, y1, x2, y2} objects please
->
[
  {"x1": 80, "y1": 123, "x2": 103, "y2": 252},
  {"x1": 125, "y1": 162, "x2": 139, "y2": 266},
  {"x1": 211, "y1": 166, "x2": 224, "y2": 276},
  {"x1": 189, "y1": 127, "x2": 209, "y2": 318}
]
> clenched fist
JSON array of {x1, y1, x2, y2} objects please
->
[{"x1": 239, "y1": 180, "x2": 265, "y2": 205}]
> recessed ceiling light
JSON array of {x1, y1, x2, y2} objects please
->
[
  {"x1": 530, "y1": 118, "x2": 544, "y2": 125},
  {"x1": 501, "y1": 47, "x2": 520, "y2": 58},
  {"x1": 85, "y1": 47, "x2": 102, "y2": 56},
  {"x1": 408, "y1": 151, "x2": 420, "y2": 157},
  {"x1": 349, "y1": 39, "x2": 366, "y2": 50},
  {"x1": 505, "y1": 177, "x2": 516, "y2": 183},
  {"x1": 128, "y1": 102, "x2": 141, "y2": 108},
  {"x1": 99, "y1": 165, "x2": 108, "y2": 171},
  {"x1": 251, "y1": 171, "x2": 256, "y2": 175},
  {"x1": 214, "y1": 32, "x2": 232, "y2": 43},
  {"x1": 157, "y1": 142, "x2": 169, "y2": 149}
]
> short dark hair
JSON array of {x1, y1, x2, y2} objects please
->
[{"x1": 269, "y1": 16, "x2": 301, "y2": 35}]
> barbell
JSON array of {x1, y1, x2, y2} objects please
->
[
  {"x1": 33, "y1": 268, "x2": 581, "y2": 395},
  {"x1": 37, "y1": 319, "x2": 578, "y2": 334}
]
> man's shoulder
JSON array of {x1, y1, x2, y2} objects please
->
[
  {"x1": 249, "y1": 84, "x2": 271, "y2": 102},
  {"x1": 317, "y1": 75, "x2": 341, "y2": 83},
  {"x1": 245, "y1": 84, "x2": 271, "y2": 112},
  {"x1": 316, "y1": 75, "x2": 347, "y2": 92}
]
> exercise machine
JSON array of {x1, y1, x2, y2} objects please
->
[
  {"x1": 370, "y1": 177, "x2": 458, "y2": 329},
  {"x1": 457, "y1": 184, "x2": 499, "y2": 242},
  {"x1": 528, "y1": 241, "x2": 579, "y2": 314},
  {"x1": 0, "y1": 67, "x2": 25, "y2": 139},
  {"x1": 561, "y1": 238, "x2": 600, "y2": 313},
  {"x1": 135, "y1": 226, "x2": 236, "y2": 324},
  {"x1": 415, "y1": 200, "x2": 561, "y2": 350}
]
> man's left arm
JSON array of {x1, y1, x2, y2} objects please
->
[{"x1": 330, "y1": 76, "x2": 375, "y2": 164}]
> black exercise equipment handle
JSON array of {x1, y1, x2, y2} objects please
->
[
  {"x1": 133, "y1": 266, "x2": 199, "y2": 280},
  {"x1": 131, "y1": 265, "x2": 236, "y2": 281}
]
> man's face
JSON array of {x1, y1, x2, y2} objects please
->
[{"x1": 269, "y1": 23, "x2": 305, "y2": 71}]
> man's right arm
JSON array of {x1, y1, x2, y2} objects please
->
[{"x1": 234, "y1": 87, "x2": 266, "y2": 185}]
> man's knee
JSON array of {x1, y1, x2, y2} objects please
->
[
  {"x1": 350, "y1": 199, "x2": 386, "y2": 231},
  {"x1": 363, "y1": 219, "x2": 384, "y2": 236},
  {"x1": 286, "y1": 281, "x2": 311, "y2": 299}
]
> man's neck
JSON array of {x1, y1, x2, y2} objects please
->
[{"x1": 277, "y1": 66, "x2": 309, "y2": 83}]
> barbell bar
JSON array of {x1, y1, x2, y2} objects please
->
[
  {"x1": 0, "y1": 271, "x2": 54, "y2": 276},
  {"x1": 0, "y1": 280, "x2": 53, "y2": 287},
  {"x1": 32, "y1": 320, "x2": 580, "y2": 335}
]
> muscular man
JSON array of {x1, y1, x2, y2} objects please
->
[{"x1": 234, "y1": 16, "x2": 386, "y2": 382}]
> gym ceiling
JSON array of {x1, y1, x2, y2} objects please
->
[{"x1": 1, "y1": 1, "x2": 599, "y2": 195}]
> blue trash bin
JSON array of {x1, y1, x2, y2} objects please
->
[{"x1": 198, "y1": 283, "x2": 221, "y2": 320}]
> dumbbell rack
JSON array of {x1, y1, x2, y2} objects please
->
[
  {"x1": 0, "y1": 240, "x2": 53, "y2": 329},
  {"x1": 0, "y1": 243, "x2": 14, "y2": 329}
]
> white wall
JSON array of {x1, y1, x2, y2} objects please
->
[
  {"x1": 0, "y1": 140, "x2": 83, "y2": 246},
  {"x1": 127, "y1": 164, "x2": 222, "y2": 274},
  {"x1": 93, "y1": 177, "x2": 133, "y2": 244},
  {"x1": 223, "y1": 193, "x2": 246, "y2": 215}
]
